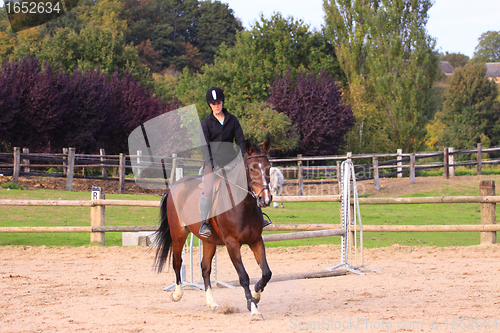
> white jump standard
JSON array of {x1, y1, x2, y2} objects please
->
[{"x1": 329, "y1": 160, "x2": 381, "y2": 275}]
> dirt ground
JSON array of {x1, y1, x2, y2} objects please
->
[
  {"x1": 2, "y1": 175, "x2": 500, "y2": 332},
  {"x1": 1, "y1": 244, "x2": 500, "y2": 333}
]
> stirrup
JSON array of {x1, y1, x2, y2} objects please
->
[
  {"x1": 199, "y1": 221, "x2": 211, "y2": 237},
  {"x1": 262, "y1": 211, "x2": 272, "y2": 228}
]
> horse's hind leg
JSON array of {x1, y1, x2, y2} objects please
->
[
  {"x1": 249, "y1": 238, "x2": 272, "y2": 304},
  {"x1": 225, "y1": 239, "x2": 263, "y2": 318},
  {"x1": 170, "y1": 229, "x2": 188, "y2": 302},
  {"x1": 201, "y1": 241, "x2": 219, "y2": 309}
]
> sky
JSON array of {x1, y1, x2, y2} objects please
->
[
  {"x1": 222, "y1": 0, "x2": 500, "y2": 58},
  {"x1": 1, "y1": 0, "x2": 499, "y2": 58}
]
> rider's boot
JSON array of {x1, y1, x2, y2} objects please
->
[
  {"x1": 263, "y1": 219, "x2": 272, "y2": 228},
  {"x1": 199, "y1": 195, "x2": 212, "y2": 237}
]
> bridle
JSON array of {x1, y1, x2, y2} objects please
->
[
  {"x1": 212, "y1": 153, "x2": 271, "y2": 202},
  {"x1": 245, "y1": 154, "x2": 271, "y2": 199}
]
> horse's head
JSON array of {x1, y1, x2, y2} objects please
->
[{"x1": 244, "y1": 137, "x2": 272, "y2": 207}]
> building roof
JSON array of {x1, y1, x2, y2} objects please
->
[
  {"x1": 486, "y1": 63, "x2": 500, "y2": 77},
  {"x1": 439, "y1": 61, "x2": 454, "y2": 75}
]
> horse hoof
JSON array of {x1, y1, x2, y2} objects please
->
[
  {"x1": 251, "y1": 313, "x2": 265, "y2": 321},
  {"x1": 209, "y1": 303, "x2": 221, "y2": 311},
  {"x1": 170, "y1": 292, "x2": 182, "y2": 302},
  {"x1": 250, "y1": 302, "x2": 264, "y2": 320}
]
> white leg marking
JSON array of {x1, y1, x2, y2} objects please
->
[
  {"x1": 205, "y1": 287, "x2": 220, "y2": 309},
  {"x1": 250, "y1": 302, "x2": 264, "y2": 320},
  {"x1": 170, "y1": 284, "x2": 183, "y2": 302},
  {"x1": 252, "y1": 290, "x2": 262, "y2": 304}
]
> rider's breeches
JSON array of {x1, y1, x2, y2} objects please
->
[{"x1": 202, "y1": 165, "x2": 215, "y2": 199}]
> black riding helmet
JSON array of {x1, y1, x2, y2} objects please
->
[{"x1": 206, "y1": 87, "x2": 225, "y2": 105}]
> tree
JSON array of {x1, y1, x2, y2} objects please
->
[
  {"x1": 174, "y1": 14, "x2": 342, "y2": 152},
  {"x1": 177, "y1": 13, "x2": 341, "y2": 116},
  {"x1": 78, "y1": 0, "x2": 128, "y2": 34},
  {"x1": 137, "y1": 39, "x2": 162, "y2": 72},
  {"x1": 22, "y1": 25, "x2": 151, "y2": 87},
  {"x1": 174, "y1": 67, "x2": 299, "y2": 151},
  {"x1": 366, "y1": 1, "x2": 439, "y2": 152},
  {"x1": 267, "y1": 70, "x2": 355, "y2": 156},
  {"x1": 2, "y1": 0, "x2": 242, "y2": 74},
  {"x1": 441, "y1": 52, "x2": 469, "y2": 68},
  {"x1": 436, "y1": 62, "x2": 500, "y2": 149},
  {"x1": 6, "y1": 26, "x2": 45, "y2": 59},
  {"x1": 0, "y1": 56, "x2": 176, "y2": 154},
  {"x1": 194, "y1": 0, "x2": 244, "y2": 65},
  {"x1": 0, "y1": 10, "x2": 17, "y2": 59},
  {"x1": 323, "y1": 0, "x2": 439, "y2": 153},
  {"x1": 473, "y1": 30, "x2": 500, "y2": 63},
  {"x1": 237, "y1": 102, "x2": 299, "y2": 152},
  {"x1": 121, "y1": 0, "x2": 242, "y2": 72}
]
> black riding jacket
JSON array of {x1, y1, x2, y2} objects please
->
[{"x1": 199, "y1": 108, "x2": 246, "y2": 169}]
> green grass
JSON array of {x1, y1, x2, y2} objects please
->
[
  {"x1": 0, "y1": 188, "x2": 161, "y2": 247},
  {"x1": 0, "y1": 182, "x2": 489, "y2": 248},
  {"x1": 262, "y1": 201, "x2": 481, "y2": 248},
  {"x1": 1, "y1": 182, "x2": 24, "y2": 190},
  {"x1": 420, "y1": 165, "x2": 500, "y2": 177}
]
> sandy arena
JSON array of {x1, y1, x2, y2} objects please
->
[
  {"x1": 1, "y1": 244, "x2": 500, "y2": 333},
  {"x1": 2, "y1": 175, "x2": 500, "y2": 332}
]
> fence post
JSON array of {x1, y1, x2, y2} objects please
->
[
  {"x1": 136, "y1": 150, "x2": 142, "y2": 179},
  {"x1": 90, "y1": 187, "x2": 106, "y2": 245},
  {"x1": 297, "y1": 154, "x2": 304, "y2": 196},
  {"x1": 100, "y1": 149, "x2": 107, "y2": 178},
  {"x1": 449, "y1": 147, "x2": 455, "y2": 177},
  {"x1": 66, "y1": 148, "x2": 75, "y2": 191},
  {"x1": 119, "y1": 153, "x2": 125, "y2": 194},
  {"x1": 22, "y1": 148, "x2": 30, "y2": 174},
  {"x1": 477, "y1": 143, "x2": 482, "y2": 175},
  {"x1": 62, "y1": 148, "x2": 68, "y2": 175},
  {"x1": 397, "y1": 149, "x2": 402, "y2": 178},
  {"x1": 170, "y1": 153, "x2": 178, "y2": 185},
  {"x1": 13, "y1": 147, "x2": 21, "y2": 185},
  {"x1": 336, "y1": 160, "x2": 341, "y2": 193},
  {"x1": 443, "y1": 148, "x2": 449, "y2": 179},
  {"x1": 373, "y1": 157, "x2": 379, "y2": 191},
  {"x1": 479, "y1": 180, "x2": 496, "y2": 244},
  {"x1": 410, "y1": 153, "x2": 415, "y2": 184}
]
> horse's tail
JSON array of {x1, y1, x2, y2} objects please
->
[{"x1": 154, "y1": 189, "x2": 172, "y2": 273}]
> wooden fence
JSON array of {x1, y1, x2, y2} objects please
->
[
  {"x1": 0, "y1": 148, "x2": 204, "y2": 194},
  {"x1": 2, "y1": 144, "x2": 500, "y2": 195},
  {"x1": 1, "y1": 180, "x2": 498, "y2": 245}
]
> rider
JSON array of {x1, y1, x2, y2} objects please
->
[{"x1": 198, "y1": 87, "x2": 270, "y2": 237}]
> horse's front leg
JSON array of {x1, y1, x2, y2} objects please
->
[
  {"x1": 201, "y1": 241, "x2": 219, "y2": 309},
  {"x1": 225, "y1": 239, "x2": 263, "y2": 319},
  {"x1": 249, "y1": 238, "x2": 272, "y2": 304}
]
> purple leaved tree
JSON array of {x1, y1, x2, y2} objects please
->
[
  {"x1": 0, "y1": 56, "x2": 178, "y2": 154},
  {"x1": 267, "y1": 70, "x2": 355, "y2": 156}
]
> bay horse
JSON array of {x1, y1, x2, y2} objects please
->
[{"x1": 154, "y1": 138, "x2": 273, "y2": 318}]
